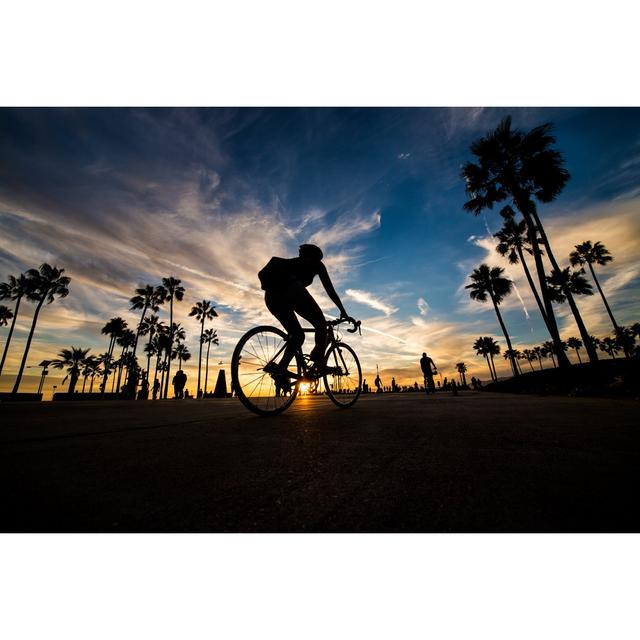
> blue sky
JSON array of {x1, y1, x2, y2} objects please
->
[{"x1": 1, "y1": 107, "x2": 639, "y2": 393}]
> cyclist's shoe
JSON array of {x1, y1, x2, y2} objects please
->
[{"x1": 310, "y1": 363, "x2": 342, "y2": 377}]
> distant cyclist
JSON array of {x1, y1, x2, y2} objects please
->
[
  {"x1": 420, "y1": 351, "x2": 437, "y2": 394},
  {"x1": 259, "y1": 244, "x2": 350, "y2": 377}
]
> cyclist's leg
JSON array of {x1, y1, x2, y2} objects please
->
[
  {"x1": 265, "y1": 289, "x2": 304, "y2": 370},
  {"x1": 291, "y1": 287, "x2": 326, "y2": 364}
]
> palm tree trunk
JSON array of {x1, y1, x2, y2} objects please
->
[
  {"x1": 101, "y1": 336, "x2": 115, "y2": 394},
  {"x1": 197, "y1": 318, "x2": 204, "y2": 397},
  {"x1": 116, "y1": 346, "x2": 126, "y2": 395},
  {"x1": 587, "y1": 261, "x2": 619, "y2": 332},
  {"x1": 146, "y1": 329, "x2": 154, "y2": 380},
  {"x1": 164, "y1": 297, "x2": 174, "y2": 399},
  {"x1": 204, "y1": 341, "x2": 211, "y2": 395},
  {"x1": 513, "y1": 195, "x2": 571, "y2": 368},
  {"x1": 575, "y1": 348, "x2": 582, "y2": 364},
  {"x1": 516, "y1": 245, "x2": 547, "y2": 324},
  {"x1": 69, "y1": 369, "x2": 79, "y2": 394},
  {"x1": 530, "y1": 208, "x2": 598, "y2": 363},
  {"x1": 90, "y1": 375, "x2": 96, "y2": 393},
  {"x1": 484, "y1": 355, "x2": 493, "y2": 381},
  {"x1": 551, "y1": 353, "x2": 556, "y2": 368},
  {"x1": 0, "y1": 295, "x2": 22, "y2": 376},
  {"x1": 154, "y1": 353, "x2": 161, "y2": 395},
  {"x1": 127, "y1": 305, "x2": 148, "y2": 387},
  {"x1": 489, "y1": 354, "x2": 497, "y2": 381},
  {"x1": 491, "y1": 296, "x2": 519, "y2": 377},
  {"x1": 537, "y1": 356, "x2": 543, "y2": 370},
  {"x1": 82, "y1": 375, "x2": 87, "y2": 393},
  {"x1": 11, "y1": 295, "x2": 46, "y2": 393},
  {"x1": 528, "y1": 359, "x2": 534, "y2": 372}
]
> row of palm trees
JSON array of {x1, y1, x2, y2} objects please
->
[
  {"x1": 472, "y1": 326, "x2": 640, "y2": 382},
  {"x1": 461, "y1": 117, "x2": 628, "y2": 372},
  {"x1": 1, "y1": 269, "x2": 221, "y2": 398},
  {"x1": 0, "y1": 264, "x2": 71, "y2": 394},
  {"x1": 97, "y1": 278, "x2": 219, "y2": 398}
]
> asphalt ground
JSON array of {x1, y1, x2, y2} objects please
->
[{"x1": 1, "y1": 391, "x2": 639, "y2": 532}]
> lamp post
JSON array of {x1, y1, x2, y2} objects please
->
[{"x1": 26, "y1": 360, "x2": 51, "y2": 397}]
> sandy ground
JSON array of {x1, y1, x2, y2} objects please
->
[{"x1": 1, "y1": 391, "x2": 639, "y2": 532}]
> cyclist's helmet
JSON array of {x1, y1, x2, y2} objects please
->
[{"x1": 299, "y1": 244, "x2": 323, "y2": 261}]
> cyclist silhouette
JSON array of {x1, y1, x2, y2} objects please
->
[{"x1": 259, "y1": 244, "x2": 349, "y2": 377}]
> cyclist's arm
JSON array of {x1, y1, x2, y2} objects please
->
[{"x1": 318, "y1": 263, "x2": 348, "y2": 317}]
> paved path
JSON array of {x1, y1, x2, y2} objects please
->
[{"x1": 1, "y1": 392, "x2": 639, "y2": 532}]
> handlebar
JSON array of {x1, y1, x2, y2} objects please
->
[{"x1": 328, "y1": 316, "x2": 361, "y2": 335}]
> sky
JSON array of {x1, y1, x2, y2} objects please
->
[{"x1": 1, "y1": 107, "x2": 639, "y2": 396}]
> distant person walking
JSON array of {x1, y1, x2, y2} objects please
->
[
  {"x1": 420, "y1": 352, "x2": 437, "y2": 395},
  {"x1": 152, "y1": 378, "x2": 160, "y2": 400},
  {"x1": 374, "y1": 373, "x2": 382, "y2": 393}
]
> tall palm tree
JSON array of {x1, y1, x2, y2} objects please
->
[
  {"x1": 12, "y1": 264, "x2": 71, "y2": 394},
  {"x1": 566, "y1": 337, "x2": 583, "y2": 364},
  {"x1": 541, "y1": 340, "x2": 560, "y2": 368},
  {"x1": 89, "y1": 357, "x2": 104, "y2": 393},
  {"x1": 51, "y1": 347, "x2": 90, "y2": 394},
  {"x1": 466, "y1": 264, "x2": 519, "y2": 376},
  {"x1": 455, "y1": 362, "x2": 468, "y2": 386},
  {"x1": 599, "y1": 337, "x2": 620, "y2": 359},
  {"x1": 570, "y1": 241, "x2": 619, "y2": 332},
  {"x1": 139, "y1": 314, "x2": 161, "y2": 379},
  {"x1": 158, "y1": 277, "x2": 185, "y2": 399},
  {"x1": 201, "y1": 328, "x2": 219, "y2": 395},
  {"x1": 189, "y1": 300, "x2": 218, "y2": 397},
  {"x1": 494, "y1": 208, "x2": 547, "y2": 323},
  {"x1": 0, "y1": 273, "x2": 34, "y2": 377},
  {"x1": 99, "y1": 317, "x2": 128, "y2": 394},
  {"x1": 462, "y1": 116, "x2": 579, "y2": 367},
  {"x1": 172, "y1": 343, "x2": 191, "y2": 370},
  {"x1": 128, "y1": 285, "x2": 162, "y2": 381}
]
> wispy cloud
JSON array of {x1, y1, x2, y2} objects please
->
[{"x1": 346, "y1": 288, "x2": 398, "y2": 316}]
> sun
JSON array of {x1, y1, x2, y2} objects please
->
[{"x1": 299, "y1": 382, "x2": 310, "y2": 394}]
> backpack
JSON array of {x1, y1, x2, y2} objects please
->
[{"x1": 258, "y1": 257, "x2": 291, "y2": 291}]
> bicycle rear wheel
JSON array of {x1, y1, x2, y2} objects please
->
[
  {"x1": 323, "y1": 342, "x2": 362, "y2": 408},
  {"x1": 231, "y1": 325, "x2": 302, "y2": 416}
]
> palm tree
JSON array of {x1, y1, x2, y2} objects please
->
[
  {"x1": 599, "y1": 336, "x2": 620, "y2": 359},
  {"x1": 12, "y1": 264, "x2": 71, "y2": 394},
  {"x1": 140, "y1": 314, "x2": 162, "y2": 379},
  {"x1": 541, "y1": 340, "x2": 561, "y2": 368},
  {"x1": 201, "y1": 328, "x2": 219, "y2": 395},
  {"x1": 532, "y1": 346, "x2": 544, "y2": 369},
  {"x1": 0, "y1": 274, "x2": 35, "y2": 377},
  {"x1": 455, "y1": 362, "x2": 468, "y2": 386},
  {"x1": 545, "y1": 267, "x2": 596, "y2": 360},
  {"x1": 462, "y1": 116, "x2": 578, "y2": 367},
  {"x1": 99, "y1": 317, "x2": 128, "y2": 394},
  {"x1": 570, "y1": 241, "x2": 619, "y2": 332},
  {"x1": 158, "y1": 278, "x2": 185, "y2": 399},
  {"x1": 115, "y1": 328, "x2": 136, "y2": 394},
  {"x1": 80, "y1": 355, "x2": 99, "y2": 392},
  {"x1": 0, "y1": 305, "x2": 13, "y2": 327},
  {"x1": 473, "y1": 336, "x2": 499, "y2": 381},
  {"x1": 504, "y1": 349, "x2": 523, "y2": 374},
  {"x1": 522, "y1": 348, "x2": 536, "y2": 372},
  {"x1": 614, "y1": 326, "x2": 636, "y2": 358},
  {"x1": 189, "y1": 300, "x2": 218, "y2": 397},
  {"x1": 172, "y1": 343, "x2": 191, "y2": 370},
  {"x1": 128, "y1": 285, "x2": 162, "y2": 380},
  {"x1": 566, "y1": 337, "x2": 583, "y2": 364},
  {"x1": 494, "y1": 208, "x2": 547, "y2": 323},
  {"x1": 466, "y1": 264, "x2": 519, "y2": 376},
  {"x1": 51, "y1": 347, "x2": 90, "y2": 394},
  {"x1": 89, "y1": 356, "x2": 105, "y2": 393}
]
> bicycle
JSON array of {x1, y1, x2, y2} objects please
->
[{"x1": 231, "y1": 317, "x2": 362, "y2": 416}]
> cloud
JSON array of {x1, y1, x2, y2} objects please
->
[
  {"x1": 308, "y1": 210, "x2": 381, "y2": 249},
  {"x1": 417, "y1": 297, "x2": 429, "y2": 316},
  {"x1": 346, "y1": 288, "x2": 398, "y2": 316}
]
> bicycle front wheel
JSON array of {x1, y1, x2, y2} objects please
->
[
  {"x1": 323, "y1": 342, "x2": 362, "y2": 408},
  {"x1": 231, "y1": 325, "x2": 302, "y2": 416}
]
